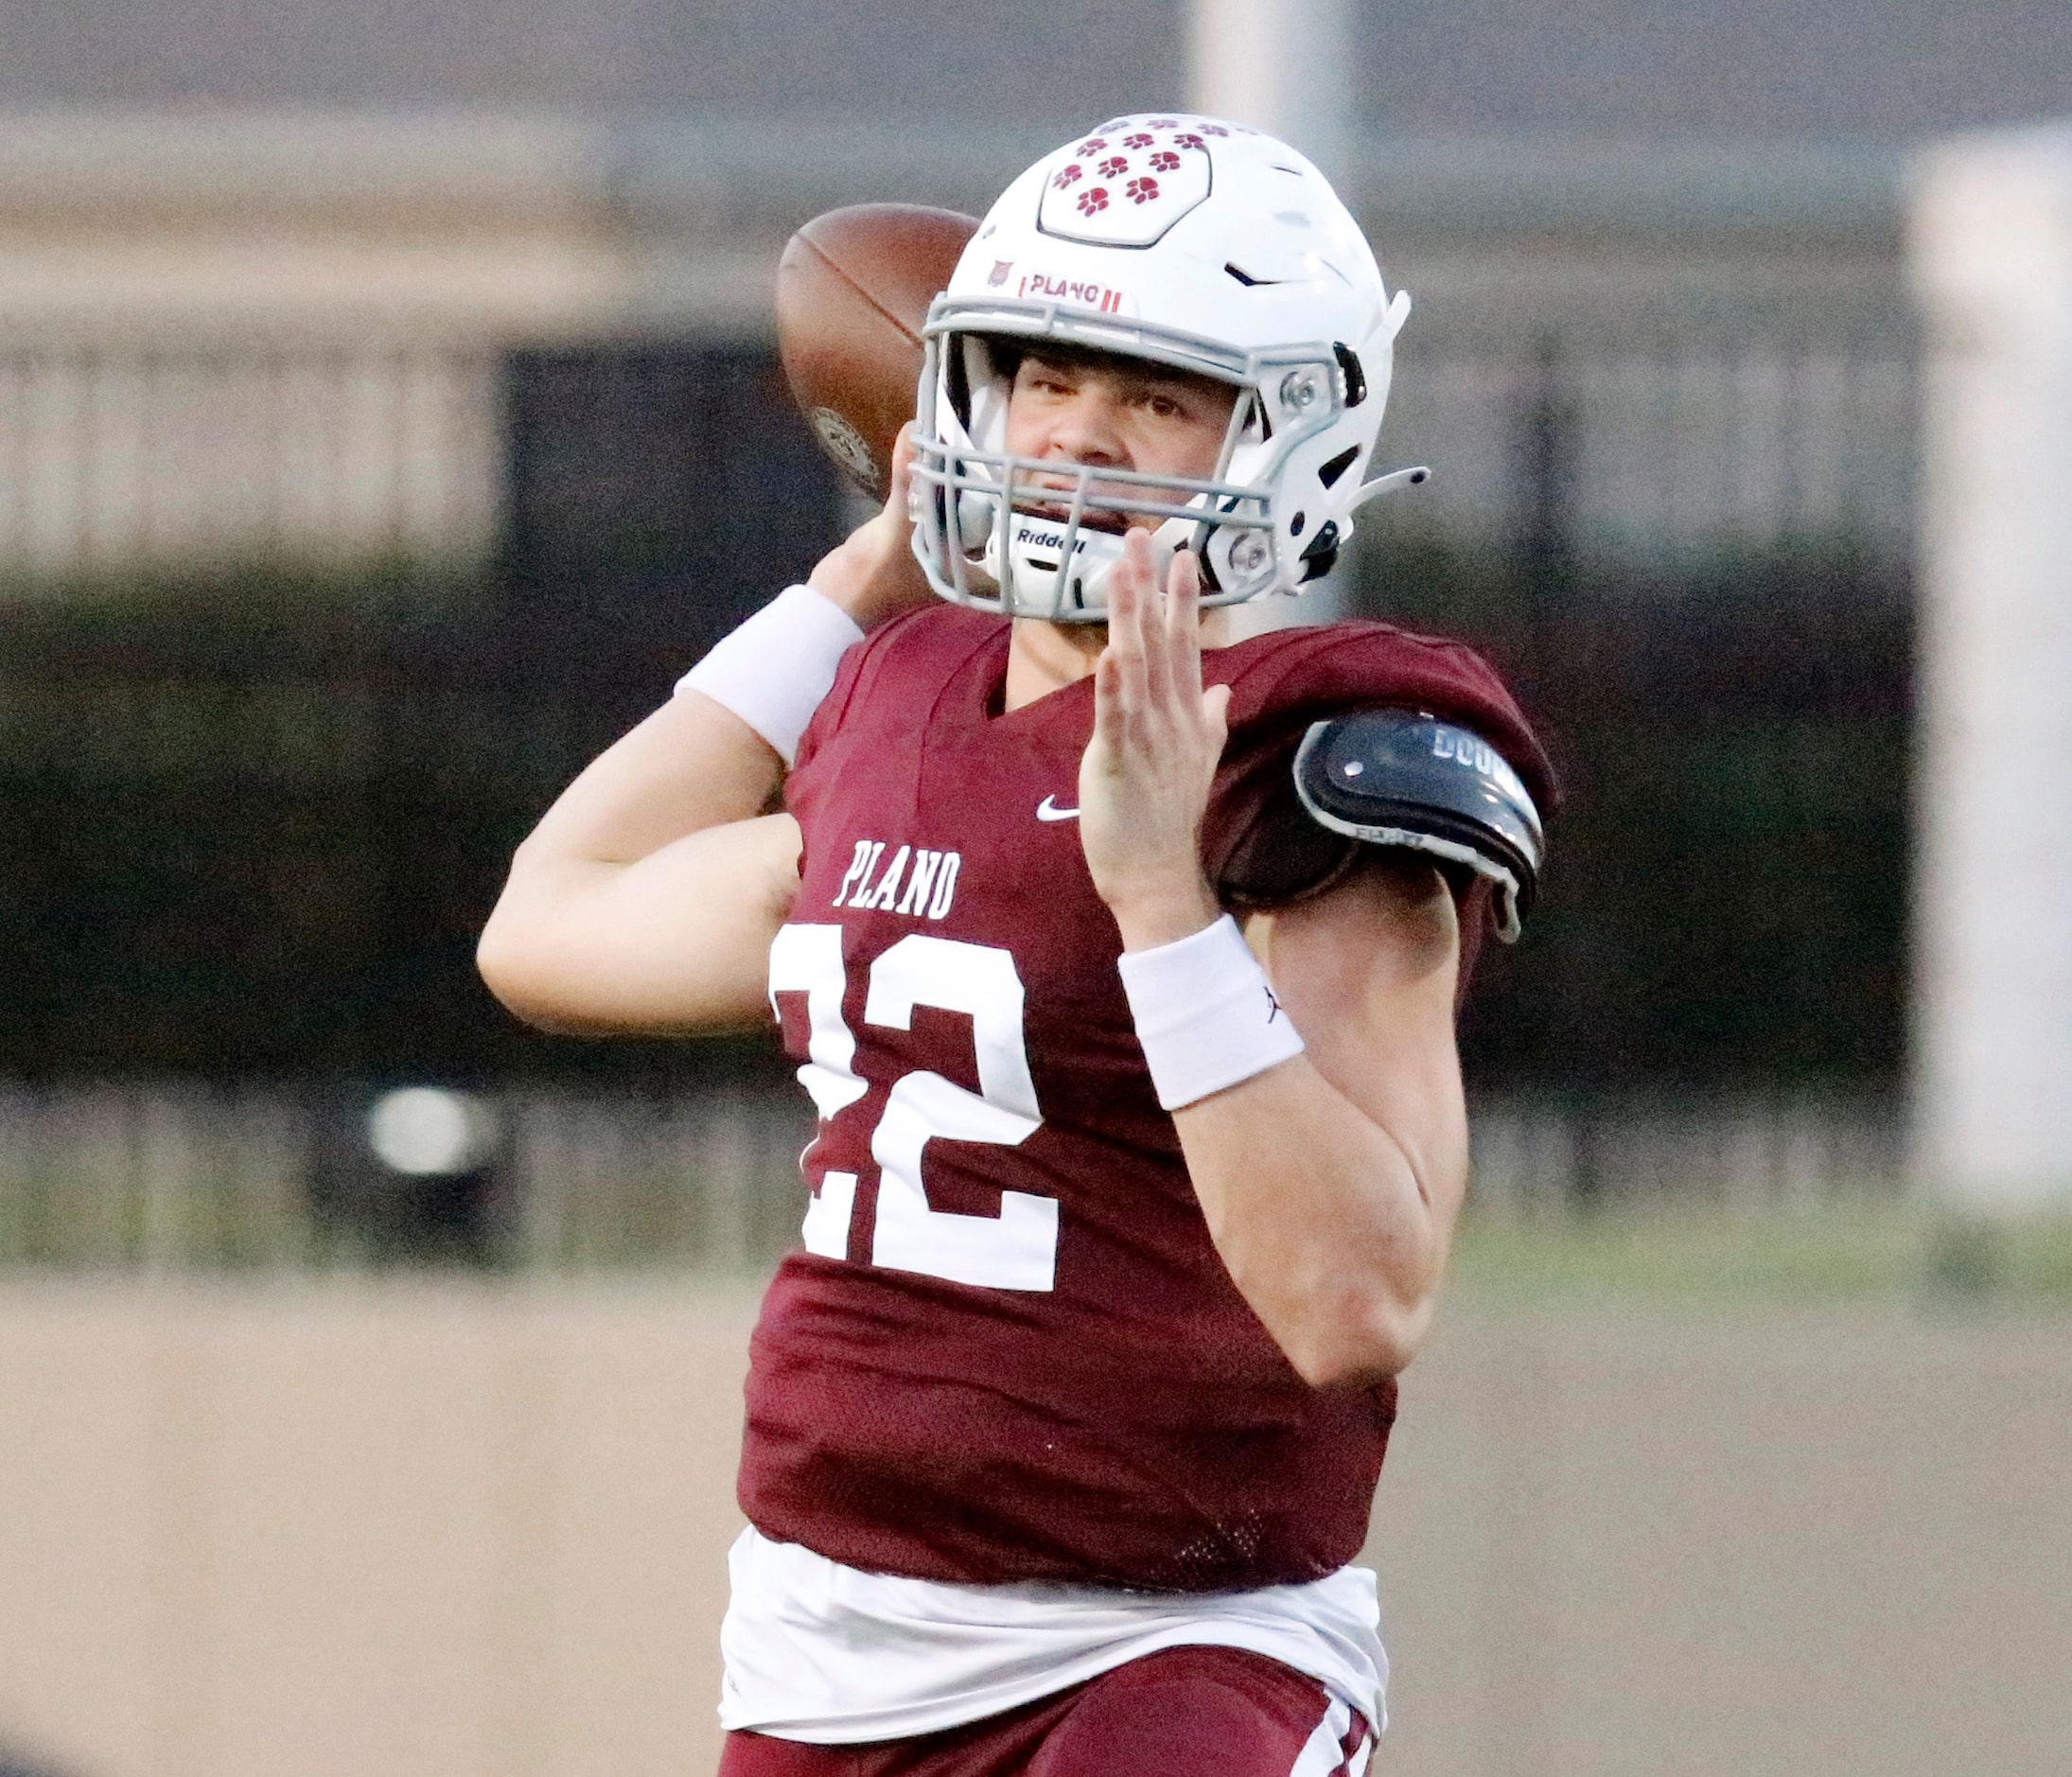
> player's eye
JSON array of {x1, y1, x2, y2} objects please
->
[{"x1": 1020, "y1": 362, "x2": 1076, "y2": 396}]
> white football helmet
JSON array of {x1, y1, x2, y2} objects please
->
[{"x1": 910, "y1": 114, "x2": 1414, "y2": 623}]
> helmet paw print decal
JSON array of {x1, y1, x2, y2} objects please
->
[{"x1": 1037, "y1": 114, "x2": 1223, "y2": 247}]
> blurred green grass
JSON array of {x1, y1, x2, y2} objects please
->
[{"x1": 1448, "y1": 1200, "x2": 2072, "y2": 1313}]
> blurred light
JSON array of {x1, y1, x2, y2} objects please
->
[{"x1": 366, "y1": 1087, "x2": 497, "y2": 1177}]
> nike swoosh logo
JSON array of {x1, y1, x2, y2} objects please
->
[{"x1": 1036, "y1": 795, "x2": 1080, "y2": 822}]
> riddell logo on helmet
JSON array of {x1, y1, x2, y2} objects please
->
[
  {"x1": 1015, "y1": 523, "x2": 1091, "y2": 554},
  {"x1": 1018, "y1": 272, "x2": 1125, "y2": 314}
]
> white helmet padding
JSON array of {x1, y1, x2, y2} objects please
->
[{"x1": 909, "y1": 114, "x2": 1412, "y2": 623}]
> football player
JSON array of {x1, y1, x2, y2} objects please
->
[{"x1": 480, "y1": 114, "x2": 1553, "y2": 1777}]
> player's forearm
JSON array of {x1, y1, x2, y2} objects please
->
[
  {"x1": 1108, "y1": 906, "x2": 1466, "y2": 1386},
  {"x1": 1172, "y1": 1044, "x2": 1466, "y2": 1386},
  {"x1": 1120, "y1": 857, "x2": 1470, "y2": 1388}
]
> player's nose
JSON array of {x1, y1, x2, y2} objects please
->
[{"x1": 1042, "y1": 387, "x2": 1130, "y2": 468}]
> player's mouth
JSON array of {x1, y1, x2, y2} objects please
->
[{"x1": 1011, "y1": 496, "x2": 1134, "y2": 536}]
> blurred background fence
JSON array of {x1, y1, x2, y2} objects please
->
[
  {"x1": 0, "y1": 1081, "x2": 1911, "y2": 1274},
  {"x1": 0, "y1": 116, "x2": 1929, "y2": 1253},
  {"x1": 0, "y1": 1082, "x2": 812, "y2": 1273},
  {"x1": 0, "y1": 344, "x2": 501, "y2": 574}
]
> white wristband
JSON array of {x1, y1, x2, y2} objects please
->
[
  {"x1": 676, "y1": 585, "x2": 865, "y2": 766},
  {"x1": 1117, "y1": 914, "x2": 1306, "y2": 1111}
]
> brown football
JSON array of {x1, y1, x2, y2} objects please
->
[{"x1": 776, "y1": 203, "x2": 979, "y2": 502}]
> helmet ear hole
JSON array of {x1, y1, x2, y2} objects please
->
[
  {"x1": 1238, "y1": 391, "x2": 1271, "y2": 446},
  {"x1": 1317, "y1": 445, "x2": 1361, "y2": 489},
  {"x1": 1333, "y1": 343, "x2": 1366, "y2": 408},
  {"x1": 1298, "y1": 519, "x2": 1341, "y2": 582}
]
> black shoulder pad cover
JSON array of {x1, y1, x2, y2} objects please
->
[{"x1": 1294, "y1": 708, "x2": 1546, "y2": 941}]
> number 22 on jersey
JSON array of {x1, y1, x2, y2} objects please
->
[{"x1": 767, "y1": 924, "x2": 1057, "y2": 1292}]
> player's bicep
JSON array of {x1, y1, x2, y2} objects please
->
[
  {"x1": 1241, "y1": 853, "x2": 1468, "y2": 1195},
  {"x1": 482, "y1": 812, "x2": 800, "y2": 1036}
]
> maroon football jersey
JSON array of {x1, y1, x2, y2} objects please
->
[{"x1": 743, "y1": 604, "x2": 1552, "y2": 1593}]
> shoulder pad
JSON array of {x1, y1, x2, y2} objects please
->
[{"x1": 1294, "y1": 709, "x2": 1546, "y2": 942}]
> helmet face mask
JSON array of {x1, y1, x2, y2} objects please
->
[{"x1": 909, "y1": 114, "x2": 1410, "y2": 624}]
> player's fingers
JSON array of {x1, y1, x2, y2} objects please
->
[
  {"x1": 886, "y1": 422, "x2": 917, "y2": 519},
  {"x1": 1123, "y1": 531, "x2": 1180, "y2": 713},
  {"x1": 1201, "y1": 679, "x2": 1232, "y2": 748},
  {"x1": 1163, "y1": 548, "x2": 1203, "y2": 712},
  {"x1": 1090, "y1": 643, "x2": 1129, "y2": 751},
  {"x1": 1106, "y1": 534, "x2": 1153, "y2": 712},
  {"x1": 1115, "y1": 527, "x2": 1156, "y2": 626}
]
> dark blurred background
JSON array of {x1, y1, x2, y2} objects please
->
[
  {"x1": 2, "y1": 0, "x2": 2061, "y2": 1182},
  {"x1": 0, "y1": 361, "x2": 1911, "y2": 1099}
]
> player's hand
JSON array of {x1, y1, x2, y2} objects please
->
[
  {"x1": 1079, "y1": 531, "x2": 1231, "y2": 950},
  {"x1": 808, "y1": 424, "x2": 934, "y2": 630}
]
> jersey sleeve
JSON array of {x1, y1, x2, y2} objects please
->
[
  {"x1": 791, "y1": 606, "x2": 931, "y2": 775},
  {"x1": 1201, "y1": 622, "x2": 1556, "y2": 968}
]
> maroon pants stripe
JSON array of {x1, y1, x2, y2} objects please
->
[{"x1": 718, "y1": 1645, "x2": 1371, "y2": 1777}]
